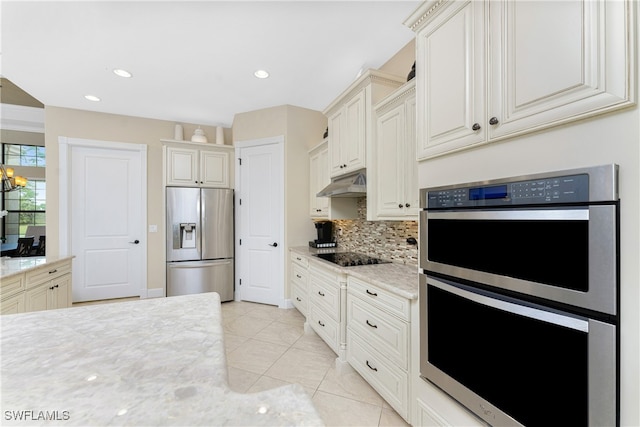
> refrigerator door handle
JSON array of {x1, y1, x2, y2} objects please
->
[{"x1": 168, "y1": 260, "x2": 232, "y2": 269}]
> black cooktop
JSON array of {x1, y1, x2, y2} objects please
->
[{"x1": 314, "y1": 252, "x2": 390, "y2": 267}]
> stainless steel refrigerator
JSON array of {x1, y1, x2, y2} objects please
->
[{"x1": 166, "y1": 187, "x2": 234, "y2": 301}]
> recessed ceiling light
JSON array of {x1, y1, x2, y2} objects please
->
[
  {"x1": 254, "y1": 69, "x2": 269, "y2": 79},
  {"x1": 84, "y1": 95, "x2": 101, "y2": 102},
  {"x1": 113, "y1": 68, "x2": 132, "y2": 78}
]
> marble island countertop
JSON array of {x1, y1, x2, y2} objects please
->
[
  {"x1": 0, "y1": 293, "x2": 324, "y2": 426},
  {"x1": 0, "y1": 255, "x2": 75, "y2": 280},
  {"x1": 290, "y1": 247, "x2": 419, "y2": 300}
]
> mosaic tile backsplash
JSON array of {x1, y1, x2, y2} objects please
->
[{"x1": 330, "y1": 198, "x2": 418, "y2": 266}]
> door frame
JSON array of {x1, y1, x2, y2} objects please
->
[
  {"x1": 58, "y1": 136, "x2": 148, "y2": 298},
  {"x1": 234, "y1": 135, "x2": 285, "y2": 306}
]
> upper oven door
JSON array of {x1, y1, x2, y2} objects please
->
[{"x1": 419, "y1": 204, "x2": 617, "y2": 315}]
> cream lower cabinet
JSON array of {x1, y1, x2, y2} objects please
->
[
  {"x1": 308, "y1": 262, "x2": 347, "y2": 359},
  {"x1": 406, "y1": 0, "x2": 635, "y2": 160},
  {"x1": 346, "y1": 276, "x2": 411, "y2": 421},
  {"x1": 24, "y1": 260, "x2": 73, "y2": 312},
  {"x1": 290, "y1": 252, "x2": 309, "y2": 317},
  {"x1": 1, "y1": 259, "x2": 73, "y2": 315},
  {"x1": 163, "y1": 141, "x2": 233, "y2": 188}
]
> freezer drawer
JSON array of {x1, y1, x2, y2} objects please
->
[{"x1": 167, "y1": 259, "x2": 234, "y2": 301}]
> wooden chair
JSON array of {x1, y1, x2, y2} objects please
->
[
  {"x1": 34, "y1": 235, "x2": 46, "y2": 256},
  {"x1": 14, "y1": 237, "x2": 34, "y2": 257}
]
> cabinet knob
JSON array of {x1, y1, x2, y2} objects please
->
[
  {"x1": 472, "y1": 123, "x2": 481, "y2": 131},
  {"x1": 489, "y1": 117, "x2": 499, "y2": 125},
  {"x1": 398, "y1": 204, "x2": 403, "y2": 208},
  {"x1": 343, "y1": 164, "x2": 347, "y2": 168},
  {"x1": 296, "y1": 297, "x2": 302, "y2": 302},
  {"x1": 405, "y1": 203, "x2": 411, "y2": 208}
]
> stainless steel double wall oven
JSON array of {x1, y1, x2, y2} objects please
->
[{"x1": 419, "y1": 164, "x2": 619, "y2": 426}]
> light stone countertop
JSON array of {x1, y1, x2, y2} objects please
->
[
  {"x1": 290, "y1": 247, "x2": 419, "y2": 300},
  {"x1": 0, "y1": 255, "x2": 75, "y2": 280},
  {"x1": 0, "y1": 293, "x2": 324, "y2": 426}
]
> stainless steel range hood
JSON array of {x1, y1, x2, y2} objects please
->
[{"x1": 317, "y1": 169, "x2": 367, "y2": 198}]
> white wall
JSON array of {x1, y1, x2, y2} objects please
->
[{"x1": 417, "y1": 107, "x2": 640, "y2": 426}]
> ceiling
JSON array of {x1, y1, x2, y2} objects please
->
[{"x1": 0, "y1": 1, "x2": 420, "y2": 128}]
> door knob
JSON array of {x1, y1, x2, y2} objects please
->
[
  {"x1": 129, "y1": 239, "x2": 140, "y2": 244},
  {"x1": 269, "y1": 242, "x2": 278, "y2": 247}
]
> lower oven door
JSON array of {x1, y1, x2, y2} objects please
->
[
  {"x1": 419, "y1": 204, "x2": 617, "y2": 315},
  {"x1": 420, "y1": 274, "x2": 617, "y2": 427}
]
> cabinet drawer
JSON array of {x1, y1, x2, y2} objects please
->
[
  {"x1": 347, "y1": 332, "x2": 408, "y2": 419},
  {"x1": 291, "y1": 263, "x2": 308, "y2": 287},
  {"x1": 1, "y1": 275, "x2": 25, "y2": 300},
  {"x1": 347, "y1": 276, "x2": 410, "y2": 321},
  {"x1": 309, "y1": 304, "x2": 339, "y2": 354},
  {"x1": 292, "y1": 282, "x2": 307, "y2": 317},
  {"x1": 25, "y1": 260, "x2": 72, "y2": 288},
  {"x1": 309, "y1": 275, "x2": 340, "y2": 321},
  {"x1": 347, "y1": 295, "x2": 409, "y2": 369},
  {"x1": 290, "y1": 252, "x2": 309, "y2": 268}
]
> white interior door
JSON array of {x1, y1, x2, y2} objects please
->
[
  {"x1": 62, "y1": 139, "x2": 146, "y2": 302},
  {"x1": 236, "y1": 137, "x2": 284, "y2": 306}
]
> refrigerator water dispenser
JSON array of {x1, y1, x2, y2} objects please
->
[{"x1": 179, "y1": 223, "x2": 197, "y2": 248}]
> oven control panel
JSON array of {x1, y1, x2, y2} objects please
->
[{"x1": 427, "y1": 173, "x2": 589, "y2": 208}]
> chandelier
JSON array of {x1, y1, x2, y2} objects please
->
[{"x1": 0, "y1": 164, "x2": 28, "y2": 192}]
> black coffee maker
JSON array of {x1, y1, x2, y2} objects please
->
[{"x1": 310, "y1": 221, "x2": 336, "y2": 248}]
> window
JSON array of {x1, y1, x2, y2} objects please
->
[
  {"x1": 1, "y1": 144, "x2": 46, "y2": 244},
  {"x1": 3, "y1": 144, "x2": 46, "y2": 167}
]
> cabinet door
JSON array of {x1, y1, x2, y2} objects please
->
[
  {"x1": 317, "y1": 147, "x2": 330, "y2": 215},
  {"x1": 52, "y1": 274, "x2": 72, "y2": 309},
  {"x1": 1, "y1": 293, "x2": 25, "y2": 315},
  {"x1": 376, "y1": 103, "x2": 405, "y2": 218},
  {"x1": 403, "y1": 94, "x2": 419, "y2": 216},
  {"x1": 489, "y1": 0, "x2": 633, "y2": 139},
  {"x1": 416, "y1": 0, "x2": 486, "y2": 160},
  {"x1": 310, "y1": 144, "x2": 330, "y2": 217},
  {"x1": 200, "y1": 150, "x2": 230, "y2": 188},
  {"x1": 343, "y1": 89, "x2": 367, "y2": 173},
  {"x1": 25, "y1": 283, "x2": 50, "y2": 312},
  {"x1": 328, "y1": 110, "x2": 344, "y2": 177},
  {"x1": 166, "y1": 146, "x2": 199, "y2": 186}
]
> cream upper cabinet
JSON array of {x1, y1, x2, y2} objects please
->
[
  {"x1": 406, "y1": 0, "x2": 635, "y2": 160},
  {"x1": 164, "y1": 142, "x2": 233, "y2": 188},
  {"x1": 309, "y1": 140, "x2": 330, "y2": 218},
  {"x1": 324, "y1": 70, "x2": 405, "y2": 178},
  {"x1": 372, "y1": 81, "x2": 418, "y2": 220}
]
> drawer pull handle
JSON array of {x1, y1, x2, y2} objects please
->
[
  {"x1": 366, "y1": 360, "x2": 378, "y2": 372},
  {"x1": 296, "y1": 274, "x2": 302, "y2": 279},
  {"x1": 318, "y1": 291, "x2": 325, "y2": 297},
  {"x1": 49, "y1": 269, "x2": 58, "y2": 274},
  {"x1": 318, "y1": 320, "x2": 325, "y2": 327},
  {"x1": 296, "y1": 297, "x2": 302, "y2": 302},
  {"x1": 366, "y1": 320, "x2": 378, "y2": 329},
  {"x1": 366, "y1": 289, "x2": 378, "y2": 297},
  {"x1": 296, "y1": 257, "x2": 302, "y2": 261}
]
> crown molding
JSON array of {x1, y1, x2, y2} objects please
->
[
  {"x1": 0, "y1": 104, "x2": 45, "y2": 133},
  {"x1": 403, "y1": 0, "x2": 448, "y2": 33}
]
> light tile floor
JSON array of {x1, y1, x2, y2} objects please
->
[
  {"x1": 222, "y1": 300, "x2": 410, "y2": 427},
  {"x1": 74, "y1": 297, "x2": 410, "y2": 426}
]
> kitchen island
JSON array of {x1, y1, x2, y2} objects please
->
[{"x1": 0, "y1": 292, "x2": 324, "y2": 426}]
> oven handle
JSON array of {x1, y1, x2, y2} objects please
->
[
  {"x1": 427, "y1": 209, "x2": 589, "y2": 221},
  {"x1": 427, "y1": 276, "x2": 589, "y2": 332}
]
